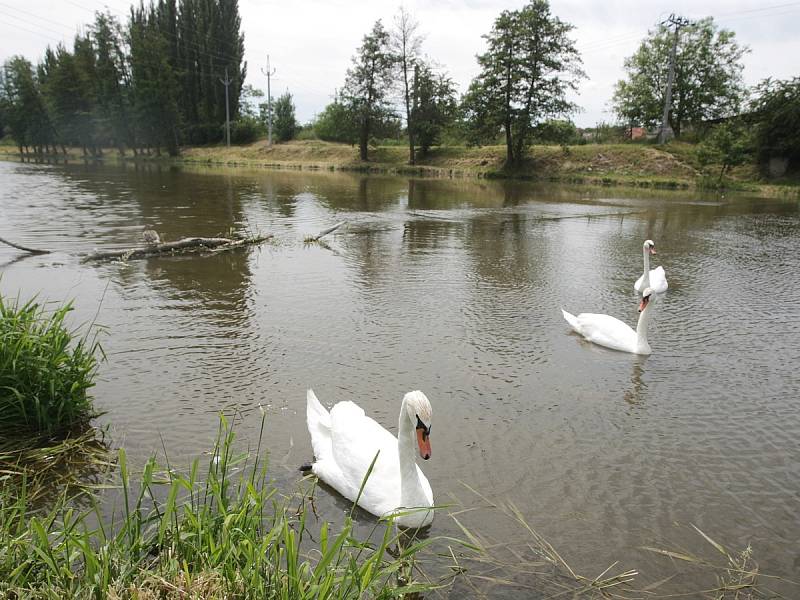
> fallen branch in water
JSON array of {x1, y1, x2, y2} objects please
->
[
  {"x1": 81, "y1": 235, "x2": 272, "y2": 262},
  {"x1": 305, "y1": 221, "x2": 346, "y2": 243},
  {"x1": 0, "y1": 236, "x2": 52, "y2": 255}
]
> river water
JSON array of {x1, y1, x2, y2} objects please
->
[{"x1": 1, "y1": 159, "x2": 798, "y2": 595}]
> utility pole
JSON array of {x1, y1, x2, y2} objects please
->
[
  {"x1": 261, "y1": 56, "x2": 276, "y2": 146},
  {"x1": 658, "y1": 14, "x2": 690, "y2": 144},
  {"x1": 220, "y1": 67, "x2": 232, "y2": 147}
]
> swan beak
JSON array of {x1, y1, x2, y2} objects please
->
[
  {"x1": 638, "y1": 296, "x2": 650, "y2": 312},
  {"x1": 416, "y1": 427, "x2": 432, "y2": 460},
  {"x1": 649, "y1": 247, "x2": 657, "y2": 255}
]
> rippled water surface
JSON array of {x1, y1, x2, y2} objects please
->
[{"x1": 2, "y1": 159, "x2": 799, "y2": 593}]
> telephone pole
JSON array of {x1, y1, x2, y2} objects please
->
[
  {"x1": 658, "y1": 14, "x2": 690, "y2": 144},
  {"x1": 261, "y1": 56, "x2": 276, "y2": 146},
  {"x1": 220, "y1": 67, "x2": 232, "y2": 147}
]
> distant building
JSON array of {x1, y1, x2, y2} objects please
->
[{"x1": 628, "y1": 127, "x2": 646, "y2": 140}]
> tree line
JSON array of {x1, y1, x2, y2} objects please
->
[
  {"x1": 1, "y1": 0, "x2": 797, "y2": 172},
  {"x1": 0, "y1": 0, "x2": 245, "y2": 157}
]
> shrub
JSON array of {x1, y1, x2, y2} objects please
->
[
  {"x1": 227, "y1": 117, "x2": 264, "y2": 144},
  {"x1": 0, "y1": 295, "x2": 102, "y2": 436},
  {"x1": 750, "y1": 77, "x2": 800, "y2": 173}
]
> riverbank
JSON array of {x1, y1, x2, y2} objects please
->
[{"x1": 3, "y1": 139, "x2": 798, "y2": 197}]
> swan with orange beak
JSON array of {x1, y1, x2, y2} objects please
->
[
  {"x1": 306, "y1": 389, "x2": 434, "y2": 528},
  {"x1": 634, "y1": 239, "x2": 668, "y2": 293},
  {"x1": 562, "y1": 287, "x2": 657, "y2": 355}
]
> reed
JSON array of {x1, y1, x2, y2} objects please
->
[{"x1": 0, "y1": 294, "x2": 103, "y2": 437}]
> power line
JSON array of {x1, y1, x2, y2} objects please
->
[{"x1": 0, "y1": 8, "x2": 76, "y2": 40}]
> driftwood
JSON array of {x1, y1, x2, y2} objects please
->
[
  {"x1": 82, "y1": 235, "x2": 272, "y2": 262},
  {"x1": 305, "y1": 221, "x2": 346, "y2": 243},
  {"x1": 0, "y1": 236, "x2": 51, "y2": 255}
]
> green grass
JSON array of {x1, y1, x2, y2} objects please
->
[
  {"x1": 0, "y1": 294, "x2": 103, "y2": 437},
  {"x1": 0, "y1": 413, "x2": 466, "y2": 599}
]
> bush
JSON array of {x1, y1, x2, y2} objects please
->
[
  {"x1": 697, "y1": 120, "x2": 754, "y2": 184},
  {"x1": 183, "y1": 123, "x2": 224, "y2": 145},
  {"x1": 532, "y1": 119, "x2": 580, "y2": 145},
  {"x1": 0, "y1": 295, "x2": 102, "y2": 436},
  {"x1": 750, "y1": 77, "x2": 800, "y2": 173},
  {"x1": 228, "y1": 117, "x2": 264, "y2": 144}
]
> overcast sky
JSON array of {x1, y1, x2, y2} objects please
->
[{"x1": 1, "y1": 0, "x2": 797, "y2": 127}]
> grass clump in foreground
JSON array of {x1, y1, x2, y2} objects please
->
[
  {"x1": 0, "y1": 413, "x2": 466, "y2": 599},
  {"x1": 0, "y1": 294, "x2": 103, "y2": 437}
]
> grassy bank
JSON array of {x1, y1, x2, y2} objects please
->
[{"x1": 3, "y1": 139, "x2": 798, "y2": 196}]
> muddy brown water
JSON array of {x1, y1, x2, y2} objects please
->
[{"x1": 1, "y1": 159, "x2": 799, "y2": 594}]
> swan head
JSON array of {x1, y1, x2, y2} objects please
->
[
  {"x1": 643, "y1": 239, "x2": 656, "y2": 255},
  {"x1": 639, "y1": 287, "x2": 653, "y2": 312},
  {"x1": 404, "y1": 390, "x2": 432, "y2": 460}
]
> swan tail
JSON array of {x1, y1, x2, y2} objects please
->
[
  {"x1": 561, "y1": 308, "x2": 580, "y2": 332},
  {"x1": 306, "y1": 389, "x2": 332, "y2": 461}
]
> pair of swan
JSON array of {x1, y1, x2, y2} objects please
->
[
  {"x1": 306, "y1": 240, "x2": 669, "y2": 525},
  {"x1": 306, "y1": 389, "x2": 434, "y2": 528},
  {"x1": 562, "y1": 239, "x2": 668, "y2": 355}
]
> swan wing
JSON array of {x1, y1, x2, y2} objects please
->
[
  {"x1": 313, "y1": 401, "x2": 402, "y2": 516},
  {"x1": 650, "y1": 266, "x2": 668, "y2": 293},
  {"x1": 634, "y1": 273, "x2": 646, "y2": 292},
  {"x1": 307, "y1": 389, "x2": 332, "y2": 462},
  {"x1": 568, "y1": 312, "x2": 638, "y2": 352}
]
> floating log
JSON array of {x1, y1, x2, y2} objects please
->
[
  {"x1": 305, "y1": 221, "x2": 346, "y2": 243},
  {"x1": 82, "y1": 235, "x2": 272, "y2": 262},
  {"x1": 0, "y1": 236, "x2": 51, "y2": 255}
]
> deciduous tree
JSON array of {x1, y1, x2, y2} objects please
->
[
  {"x1": 612, "y1": 17, "x2": 748, "y2": 137},
  {"x1": 462, "y1": 0, "x2": 583, "y2": 167}
]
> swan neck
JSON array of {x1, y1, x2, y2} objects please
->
[
  {"x1": 642, "y1": 247, "x2": 651, "y2": 287},
  {"x1": 397, "y1": 398, "x2": 426, "y2": 509},
  {"x1": 636, "y1": 300, "x2": 653, "y2": 348}
]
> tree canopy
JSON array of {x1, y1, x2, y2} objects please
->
[
  {"x1": 462, "y1": 0, "x2": 583, "y2": 167},
  {"x1": 612, "y1": 17, "x2": 748, "y2": 137},
  {"x1": 749, "y1": 77, "x2": 800, "y2": 171}
]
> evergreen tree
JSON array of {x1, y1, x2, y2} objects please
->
[
  {"x1": 462, "y1": 0, "x2": 583, "y2": 167},
  {"x1": 128, "y1": 2, "x2": 181, "y2": 155},
  {"x1": 411, "y1": 62, "x2": 457, "y2": 157},
  {"x1": 273, "y1": 91, "x2": 296, "y2": 142},
  {"x1": 93, "y1": 12, "x2": 134, "y2": 153},
  {"x1": 1, "y1": 56, "x2": 52, "y2": 154},
  {"x1": 342, "y1": 20, "x2": 395, "y2": 161}
]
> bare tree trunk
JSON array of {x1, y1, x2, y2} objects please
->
[{"x1": 0, "y1": 237, "x2": 51, "y2": 254}]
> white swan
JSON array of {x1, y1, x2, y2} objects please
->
[
  {"x1": 561, "y1": 288, "x2": 656, "y2": 355},
  {"x1": 634, "y1": 239, "x2": 668, "y2": 293},
  {"x1": 306, "y1": 389, "x2": 434, "y2": 528}
]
